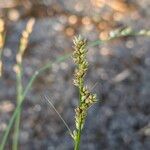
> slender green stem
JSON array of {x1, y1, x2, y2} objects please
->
[
  {"x1": 0, "y1": 99, "x2": 23, "y2": 150},
  {"x1": 74, "y1": 122, "x2": 82, "y2": 150},
  {"x1": 74, "y1": 78, "x2": 84, "y2": 150},
  {"x1": 12, "y1": 108, "x2": 21, "y2": 150},
  {"x1": 89, "y1": 28, "x2": 150, "y2": 47},
  {"x1": 12, "y1": 64, "x2": 23, "y2": 150}
]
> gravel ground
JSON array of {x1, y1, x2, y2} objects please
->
[{"x1": 0, "y1": 0, "x2": 150, "y2": 150}]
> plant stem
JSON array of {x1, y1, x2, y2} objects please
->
[
  {"x1": 74, "y1": 123, "x2": 82, "y2": 150},
  {"x1": 12, "y1": 64, "x2": 23, "y2": 150},
  {"x1": 12, "y1": 109, "x2": 21, "y2": 150},
  {"x1": 74, "y1": 78, "x2": 83, "y2": 150}
]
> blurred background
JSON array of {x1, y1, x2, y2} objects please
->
[{"x1": 0, "y1": 0, "x2": 150, "y2": 149}]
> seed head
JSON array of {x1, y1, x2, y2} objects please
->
[{"x1": 72, "y1": 35, "x2": 97, "y2": 138}]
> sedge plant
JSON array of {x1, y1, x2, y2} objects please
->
[
  {"x1": 0, "y1": 26, "x2": 149, "y2": 150},
  {"x1": 12, "y1": 18, "x2": 35, "y2": 150},
  {"x1": 72, "y1": 36, "x2": 97, "y2": 150}
]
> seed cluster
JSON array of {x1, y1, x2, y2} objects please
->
[
  {"x1": 74, "y1": 86, "x2": 97, "y2": 130},
  {"x1": 72, "y1": 36, "x2": 97, "y2": 139},
  {"x1": 0, "y1": 18, "x2": 5, "y2": 77},
  {"x1": 73, "y1": 36, "x2": 88, "y2": 88},
  {"x1": 16, "y1": 18, "x2": 35, "y2": 65},
  {"x1": 13, "y1": 18, "x2": 35, "y2": 74}
]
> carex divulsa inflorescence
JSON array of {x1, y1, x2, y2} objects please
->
[{"x1": 72, "y1": 35, "x2": 97, "y2": 149}]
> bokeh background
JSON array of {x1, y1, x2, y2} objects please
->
[{"x1": 0, "y1": 0, "x2": 150, "y2": 149}]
